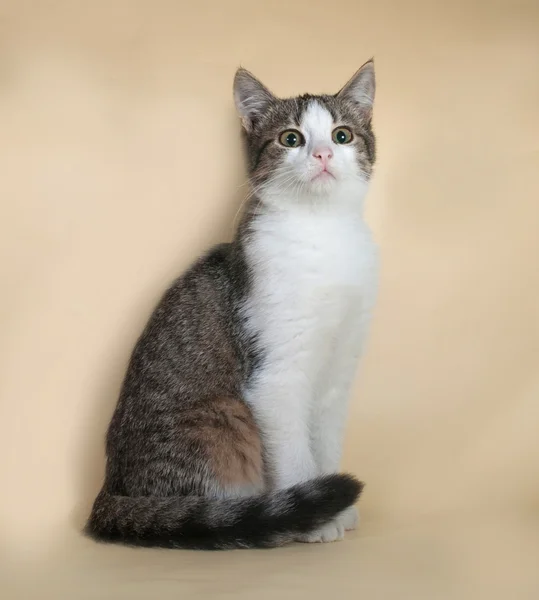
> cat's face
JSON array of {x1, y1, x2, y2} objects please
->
[{"x1": 234, "y1": 61, "x2": 376, "y2": 207}]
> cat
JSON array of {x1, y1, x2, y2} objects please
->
[{"x1": 86, "y1": 59, "x2": 378, "y2": 550}]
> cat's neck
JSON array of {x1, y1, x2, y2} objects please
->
[
  {"x1": 247, "y1": 189, "x2": 367, "y2": 222},
  {"x1": 233, "y1": 195, "x2": 367, "y2": 256}
]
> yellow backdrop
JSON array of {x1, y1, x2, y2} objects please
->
[{"x1": 1, "y1": 0, "x2": 538, "y2": 598}]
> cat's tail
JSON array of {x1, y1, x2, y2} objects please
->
[{"x1": 85, "y1": 473, "x2": 362, "y2": 550}]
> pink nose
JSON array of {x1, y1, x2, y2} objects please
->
[{"x1": 312, "y1": 147, "x2": 333, "y2": 166}]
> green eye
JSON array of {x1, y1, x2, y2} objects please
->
[
  {"x1": 279, "y1": 129, "x2": 305, "y2": 148},
  {"x1": 332, "y1": 127, "x2": 353, "y2": 144}
]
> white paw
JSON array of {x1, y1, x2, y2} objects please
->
[
  {"x1": 296, "y1": 520, "x2": 345, "y2": 544},
  {"x1": 338, "y1": 505, "x2": 359, "y2": 531}
]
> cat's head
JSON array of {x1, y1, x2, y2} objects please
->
[{"x1": 234, "y1": 60, "x2": 376, "y2": 208}]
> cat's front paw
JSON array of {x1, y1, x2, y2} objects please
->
[
  {"x1": 338, "y1": 505, "x2": 359, "y2": 531},
  {"x1": 296, "y1": 520, "x2": 345, "y2": 544}
]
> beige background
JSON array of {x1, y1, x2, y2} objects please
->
[{"x1": 1, "y1": 0, "x2": 538, "y2": 598}]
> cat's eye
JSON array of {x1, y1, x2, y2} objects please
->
[
  {"x1": 332, "y1": 127, "x2": 353, "y2": 144},
  {"x1": 279, "y1": 129, "x2": 305, "y2": 148}
]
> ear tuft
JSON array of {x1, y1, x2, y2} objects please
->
[
  {"x1": 336, "y1": 59, "x2": 376, "y2": 117},
  {"x1": 233, "y1": 68, "x2": 275, "y2": 131}
]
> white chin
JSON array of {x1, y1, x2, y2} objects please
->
[{"x1": 307, "y1": 177, "x2": 337, "y2": 195}]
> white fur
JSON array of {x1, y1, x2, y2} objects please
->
[{"x1": 242, "y1": 102, "x2": 378, "y2": 541}]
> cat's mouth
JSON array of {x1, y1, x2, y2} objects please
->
[{"x1": 311, "y1": 169, "x2": 336, "y2": 182}]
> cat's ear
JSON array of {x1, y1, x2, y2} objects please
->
[
  {"x1": 234, "y1": 68, "x2": 275, "y2": 131},
  {"x1": 336, "y1": 59, "x2": 375, "y2": 118}
]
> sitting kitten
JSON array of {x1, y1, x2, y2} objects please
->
[{"x1": 86, "y1": 60, "x2": 378, "y2": 549}]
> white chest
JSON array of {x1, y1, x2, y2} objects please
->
[
  {"x1": 248, "y1": 210, "x2": 375, "y2": 297},
  {"x1": 243, "y1": 209, "x2": 378, "y2": 351}
]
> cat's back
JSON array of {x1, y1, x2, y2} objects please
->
[
  {"x1": 106, "y1": 242, "x2": 251, "y2": 451},
  {"x1": 135, "y1": 242, "x2": 238, "y2": 349}
]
